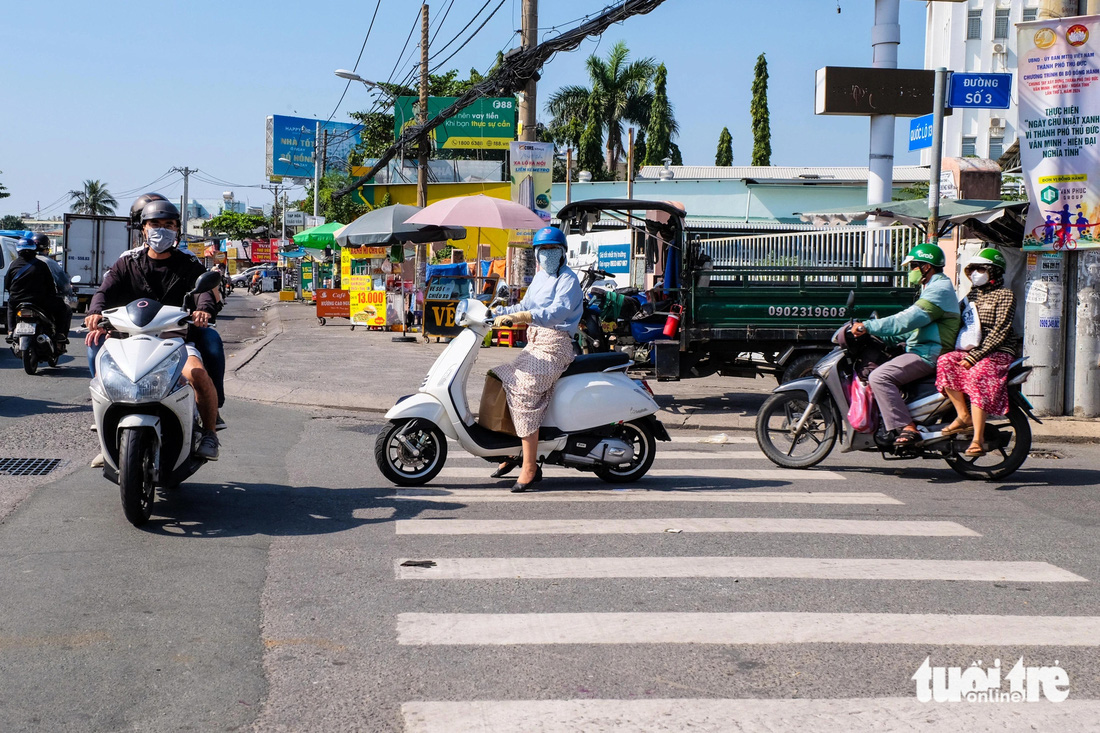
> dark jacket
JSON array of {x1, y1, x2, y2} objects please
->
[
  {"x1": 89, "y1": 248, "x2": 216, "y2": 315},
  {"x1": 4, "y1": 253, "x2": 58, "y2": 307}
]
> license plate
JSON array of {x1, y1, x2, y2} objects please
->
[{"x1": 13, "y1": 323, "x2": 35, "y2": 336}]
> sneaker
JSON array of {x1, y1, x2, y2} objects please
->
[
  {"x1": 195, "y1": 430, "x2": 220, "y2": 461},
  {"x1": 214, "y1": 414, "x2": 228, "y2": 432},
  {"x1": 90, "y1": 452, "x2": 105, "y2": 468}
]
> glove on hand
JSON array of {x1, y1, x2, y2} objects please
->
[{"x1": 493, "y1": 311, "x2": 532, "y2": 327}]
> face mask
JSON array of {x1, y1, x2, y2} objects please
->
[
  {"x1": 537, "y1": 247, "x2": 562, "y2": 274},
  {"x1": 147, "y1": 227, "x2": 177, "y2": 253},
  {"x1": 908, "y1": 267, "x2": 924, "y2": 286},
  {"x1": 970, "y1": 271, "x2": 990, "y2": 287}
]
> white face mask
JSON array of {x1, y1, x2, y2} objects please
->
[
  {"x1": 969, "y1": 271, "x2": 990, "y2": 287},
  {"x1": 147, "y1": 227, "x2": 178, "y2": 253}
]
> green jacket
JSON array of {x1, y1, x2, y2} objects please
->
[{"x1": 864, "y1": 273, "x2": 961, "y2": 367}]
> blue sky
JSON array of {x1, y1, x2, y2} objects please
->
[{"x1": 1, "y1": 0, "x2": 928, "y2": 219}]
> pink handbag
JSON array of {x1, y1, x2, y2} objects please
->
[{"x1": 846, "y1": 376, "x2": 877, "y2": 433}]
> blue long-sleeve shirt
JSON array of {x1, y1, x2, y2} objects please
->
[{"x1": 498, "y1": 265, "x2": 583, "y2": 335}]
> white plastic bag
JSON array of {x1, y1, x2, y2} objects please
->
[{"x1": 956, "y1": 300, "x2": 981, "y2": 351}]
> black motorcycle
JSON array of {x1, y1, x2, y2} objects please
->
[
  {"x1": 6, "y1": 303, "x2": 66, "y2": 374},
  {"x1": 755, "y1": 294, "x2": 1040, "y2": 481}
]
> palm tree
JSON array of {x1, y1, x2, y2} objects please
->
[
  {"x1": 68, "y1": 180, "x2": 118, "y2": 215},
  {"x1": 547, "y1": 41, "x2": 659, "y2": 173}
]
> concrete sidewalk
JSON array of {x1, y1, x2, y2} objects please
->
[{"x1": 224, "y1": 295, "x2": 1100, "y2": 442}]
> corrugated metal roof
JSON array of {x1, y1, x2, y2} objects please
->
[
  {"x1": 637, "y1": 165, "x2": 931, "y2": 183},
  {"x1": 577, "y1": 217, "x2": 839, "y2": 232}
]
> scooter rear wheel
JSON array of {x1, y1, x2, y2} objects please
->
[
  {"x1": 375, "y1": 419, "x2": 448, "y2": 486},
  {"x1": 755, "y1": 391, "x2": 838, "y2": 468},
  {"x1": 22, "y1": 346, "x2": 37, "y2": 375},
  {"x1": 595, "y1": 419, "x2": 657, "y2": 483},
  {"x1": 945, "y1": 405, "x2": 1031, "y2": 481},
  {"x1": 119, "y1": 427, "x2": 157, "y2": 526}
]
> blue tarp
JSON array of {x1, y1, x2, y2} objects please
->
[
  {"x1": 426, "y1": 262, "x2": 469, "y2": 278},
  {"x1": 0, "y1": 230, "x2": 34, "y2": 240}
]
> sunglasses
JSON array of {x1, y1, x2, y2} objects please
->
[{"x1": 968, "y1": 265, "x2": 990, "y2": 273}]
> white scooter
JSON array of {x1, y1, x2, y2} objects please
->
[
  {"x1": 375, "y1": 297, "x2": 670, "y2": 486},
  {"x1": 88, "y1": 271, "x2": 221, "y2": 526}
]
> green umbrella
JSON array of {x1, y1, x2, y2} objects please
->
[{"x1": 293, "y1": 221, "x2": 345, "y2": 248}]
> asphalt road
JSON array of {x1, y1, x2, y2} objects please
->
[{"x1": 1, "y1": 294, "x2": 1099, "y2": 732}]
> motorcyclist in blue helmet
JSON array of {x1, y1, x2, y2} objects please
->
[
  {"x1": 4, "y1": 237, "x2": 70, "y2": 341},
  {"x1": 489, "y1": 226, "x2": 583, "y2": 491}
]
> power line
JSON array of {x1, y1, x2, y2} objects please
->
[
  {"x1": 430, "y1": 0, "x2": 509, "y2": 74},
  {"x1": 385, "y1": 6, "x2": 425, "y2": 88},
  {"x1": 325, "y1": 0, "x2": 385, "y2": 124},
  {"x1": 428, "y1": 0, "x2": 494, "y2": 63}
]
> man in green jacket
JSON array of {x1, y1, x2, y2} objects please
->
[{"x1": 852, "y1": 243, "x2": 961, "y2": 447}]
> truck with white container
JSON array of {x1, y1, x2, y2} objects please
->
[{"x1": 62, "y1": 213, "x2": 131, "y2": 311}]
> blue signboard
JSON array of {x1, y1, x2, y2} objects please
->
[
  {"x1": 908, "y1": 113, "x2": 934, "y2": 152},
  {"x1": 267, "y1": 115, "x2": 363, "y2": 179},
  {"x1": 597, "y1": 243, "x2": 630, "y2": 274},
  {"x1": 948, "y1": 73, "x2": 1012, "y2": 109}
]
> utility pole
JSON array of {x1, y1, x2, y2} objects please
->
[
  {"x1": 172, "y1": 166, "x2": 198, "y2": 239},
  {"x1": 418, "y1": 3, "x2": 430, "y2": 208},
  {"x1": 518, "y1": 0, "x2": 538, "y2": 141},
  {"x1": 866, "y1": 0, "x2": 899, "y2": 208},
  {"x1": 313, "y1": 122, "x2": 322, "y2": 218},
  {"x1": 926, "y1": 68, "x2": 947, "y2": 246},
  {"x1": 626, "y1": 128, "x2": 635, "y2": 199}
]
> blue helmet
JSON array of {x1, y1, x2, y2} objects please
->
[
  {"x1": 532, "y1": 226, "x2": 566, "y2": 249},
  {"x1": 15, "y1": 237, "x2": 37, "y2": 251}
]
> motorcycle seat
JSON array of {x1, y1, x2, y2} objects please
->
[
  {"x1": 902, "y1": 377, "x2": 940, "y2": 402},
  {"x1": 561, "y1": 351, "x2": 631, "y2": 377}
]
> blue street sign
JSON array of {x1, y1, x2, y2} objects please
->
[
  {"x1": 909, "y1": 113, "x2": 934, "y2": 152},
  {"x1": 948, "y1": 73, "x2": 1012, "y2": 109}
]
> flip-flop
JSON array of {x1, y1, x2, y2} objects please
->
[{"x1": 942, "y1": 419, "x2": 974, "y2": 437}]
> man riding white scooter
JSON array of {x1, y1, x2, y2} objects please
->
[{"x1": 84, "y1": 200, "x2": 221, "y2": 461}]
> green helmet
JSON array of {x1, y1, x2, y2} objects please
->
[
  {"x1": 965, "y1": 248, "x2": 1007, "y2": 272},
  {"x1": 902, "y1": 242, "x2": 946, "y2": 269}
]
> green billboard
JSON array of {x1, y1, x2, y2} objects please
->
[{"x1": 394, "y1": 96, "x2": 516, "y2": 150}]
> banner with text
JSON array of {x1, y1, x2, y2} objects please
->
[
  {"x1": 1019, "y1": 16, "x2": 1100, "y2": 250},
  {"x1": 394, "y1": 97, "x2": 515, "y2": 149},
  {"x1": 350, "y1": 289, "x2": 387, "y2": 327}
]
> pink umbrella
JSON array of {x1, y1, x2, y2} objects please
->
[{"x1": 404, "y1": 194, "x2": 547, "y2": 231}]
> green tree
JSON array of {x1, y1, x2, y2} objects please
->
[
  {"x1": 0, "y1": 214, "x2": 25, "y2": 229},
  {"x1": 670, "y1": 142, "x2": 683, "y2": 166},
  {"x1": 577, "y1": 96, "x2": 607, "y2": 177},
  {"x1": 547, "y1": 41, "x2": 660, "y2": 173},
  {"x1": 751, "y1": 53, "x2": 772, "y2": 166},
  {"x1": 68, "y1": 180, "x2": 118, "y2": 215},
  {"x1": 202, "y1": 211, "x2": 270, "y2": 240},
  {"x1": 633, "y1": 129, "x2": 647, "y2": 175},
  {"x1": 299, "y1": 171, "x2": 372, "y2": 225},
  {"x1": 643, "y1": 64, "x2": 678, "y2": 166},
  {"x1": 715, "y1": 127, "x2": 733, "y2": 166},
  {"x1": 0, "y1": 171, "x2": 9, "y2": 201}
]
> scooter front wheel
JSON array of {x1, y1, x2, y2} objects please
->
[
  {"x1": 375, "y1": 419, "x2": 448, "y2": 486},
  {"x1": 119, "y1": 427, "x2": 157, "y2": 526},
  {"x1": 755, "y1": 391, "x2": 837, "y2": 469}
]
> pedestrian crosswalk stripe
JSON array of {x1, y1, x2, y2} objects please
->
[
  {"x1": 396, "y1": 611, "x2": 1100, "y2": 646},
  {"x1": 389, "y1": 489, "x2": 901, "y2": 505},
  {"x1": 443, "y1": 451, "x2": 772, "y2": 464},
  {"x1": 402, "y1": 698, "x2": 1100, "y2": 733},
  {"x1": 433, "y1": 467, "x2": 845, "y2": 481},
  {"x1": 395, "y1": 517, "x2": 979, "y2": 537},
  {"x1": 394, "y1": 557, "x2": 1085, "y2": 582}
]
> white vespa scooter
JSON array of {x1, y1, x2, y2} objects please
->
[
  {"x1": 375, "y1": 297, "x2": 670, "y2": 486},
  {"x1": 88, "y1": 271, "x2": 221, "y2": 526}
]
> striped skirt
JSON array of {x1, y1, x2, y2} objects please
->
[{"x1": 493, "y1": 326, "x2": 575, "y2": 437}]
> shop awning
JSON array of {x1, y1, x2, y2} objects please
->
[
  {"x1": 797, "y1": 199, "x2": 1029, "y2": 244},
  {"x1": 293, "y1": 221, "x2": 346, "y2": 248}
]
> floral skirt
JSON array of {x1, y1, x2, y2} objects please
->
[
  {"x1": 935, "y1": 350, "x2": 1015, "y2": 416},
  {"x1": 493, "y1": 326, "x2": 575, "y2": 437}
]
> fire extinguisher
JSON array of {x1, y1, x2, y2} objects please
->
[{"x1": 662, "y1": 304, "x2": 683, "y2": 338}]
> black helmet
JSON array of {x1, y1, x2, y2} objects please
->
[
  {"x1": 140, "y1": 199, "x2": 181, "y2": 224},
  {"x1": 30, "y1": 232, "x2": 51, "y2": 253},
  {"x1": 130, "y1": 192, "x2": 169, "y2": 225}
]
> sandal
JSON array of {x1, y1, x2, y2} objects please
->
[
  {"x1": 893, "y1": 429, "x2": 923, "y2": 447},
  {"x1": 964, "y1": 442, "x2": 986, "y2": 457},
  {"x1": 942, "y1": 418, "x2": 974, "y2": 437}
]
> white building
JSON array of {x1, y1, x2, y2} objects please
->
[{"x1": 923, "y1": 0, "x2": 1041, "y2": 164}]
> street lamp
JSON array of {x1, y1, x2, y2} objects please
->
[{"x1": 334, "y1": 69, "x2": 383, "y2": 91}]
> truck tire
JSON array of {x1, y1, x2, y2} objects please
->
[{"x1": 779, "y1": 353, "x2": 822, "y2": 384}]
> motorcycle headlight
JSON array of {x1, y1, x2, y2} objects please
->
[{"x1": 99, "y1": 348, "x2": 185, "y2": 403}]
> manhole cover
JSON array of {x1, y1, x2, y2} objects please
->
[{"x1": 0, "y1": 458, "x2": 63, "y2": 476}]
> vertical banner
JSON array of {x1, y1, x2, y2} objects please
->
[
  {"x1": 1019, "y1": 16, "x2": 1100, "y2": 250},
  {"x1": 509, "y1": 141, "x2": 554, "y2": 287},
  {"x1": 350, "y1": 289, "x2": 386, "y2": 326}
]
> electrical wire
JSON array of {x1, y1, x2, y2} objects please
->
[
  {"x1": 429, "y1": 0, "x2": 509, "y2": 75},
  {"x1": 428, "y1": 0, "x2": 494, "y2": 62},
  {"x1": 429, "y1": 0, "x2": 456, "y2": 44},
  {"x1": 324, "y1": 0, "x2": 384, "y2": 124},
  {"x1": 384, "y1": 6, "x2": 424, "y2": 89}
]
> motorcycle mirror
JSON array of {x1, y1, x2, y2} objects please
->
[
  {"x1": 70, "y1": 275, "x2": 82, "y2": 284},
  {"x1": 192, "y1": 271, "x2": 222, "y2": 294},
  {"x1": 845, "y1": 290, "x2": 856, "y2": 312},
  {"x1": 870, "y1": 310, "x2": 879, "y2": 320}
]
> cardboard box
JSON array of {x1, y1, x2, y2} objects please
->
[{"x1": 478, "y1": 371, "x2": 517, "y2": 435}]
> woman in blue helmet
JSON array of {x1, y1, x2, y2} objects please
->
[{"x1": 490, "y1": 226, "x2": 583, "y2": 491}]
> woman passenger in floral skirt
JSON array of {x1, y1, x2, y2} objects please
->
[{"x1": 936, "y1": 248, "x2": 1021, "y2": 457}]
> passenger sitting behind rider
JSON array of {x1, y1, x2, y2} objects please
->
[
  {"x1": 935, "y1": 249, "x2": 1020, "y2": 457},
  {"x1": 851, "y1": 243, "x2": 961, "y2": 448},
  {"x1": 489, "y1": 226, "x2": 583, "y2": 492},
  {"x1": 83, "y1": 200, "x2": 221, "y2": 461}
]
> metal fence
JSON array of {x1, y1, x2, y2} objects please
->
[{"x1": 699, "y1": 226, "x2": 922, "y2": 277}]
